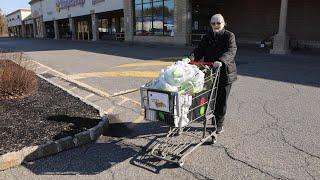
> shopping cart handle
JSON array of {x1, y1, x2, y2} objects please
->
[{"x1": 189, "y1": 61, "x2": 222, "y2": 67}]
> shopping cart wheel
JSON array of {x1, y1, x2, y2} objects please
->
[
  {"x1": 178, "y1": 160, "x2": 184, "y2": 167},
  {"x1": 211, "y1": 136, "x2": 217, "y2": 144}
]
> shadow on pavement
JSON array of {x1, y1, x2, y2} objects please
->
[
  {"x1": 23, "y1": 139, "x2": 138, "y2": 175},
  {"x1": 130, "y1": 151, "x2": 178, "y2": 174},
  {"x1": 47, "y1": 115, "x2": 101, "y2": 140},
  {"x1": 129, "y1": 133, "x2": 179, "y2": 174},
  {"x1": 22, "y1": 121, "x2": 170, "y2": 175},
  {"x1": 234, "y1": 47, "x2": 320, "y2": 88}
]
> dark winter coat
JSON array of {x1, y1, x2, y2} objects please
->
[{"x1": 193, "y1": 29, "x2": 237, "y2": 85}]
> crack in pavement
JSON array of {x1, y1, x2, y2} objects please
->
[
  {"x1": 305, "y1": 170, "x2": 316, "y2": 180},
  {"x1": 260, "y1": 85, "x2": 320, "y2": 161},
  {"x1": 182, "y1": 167, "x2": 215, "y2": 180},
  {"x1": 241, "y1": 101, "x2": 279, "y2": 137},
  {"x1": 232, "y1": 82, "x2": 302, "y2": 137},
  {"x1": 278, "y1": 130, "x2": 320, "y2": 160},
  {"x1": 303, "y1": 157, "x2": 317, "y2": 180},
  {"x1": 214, "y1": 144, "x2": 286, "y2": 179},
  {"x1": 257, "y1": 83, "x2": 320, "y2": 179}
]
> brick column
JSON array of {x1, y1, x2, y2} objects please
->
[
  {"x1": 270, "y1": 0, "x2": 290, "y2": 54},
  {"x1": 21, "y1": 22, "x2": 26, "y2": 38},
  {"x1": 54, "y1": 20, "x2": 59, "y2": 40},
  {"x1": 69, "y1": 16, "x2": 75, "y2": 40},
  {"x1": 173, "y1": 0, "x2": 191, "y2": 45},
  {"x1": 91, "y1": 13, "x2": 99, "y2": 41},
  {"x1": 123, "y1": 0, "x2": 134, "y2": 42}
]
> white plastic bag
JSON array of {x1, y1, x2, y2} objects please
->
[
  {"x1": 174, "y1": 94, "x2": 193, "y2": 127},
  {"x1": 150, "y1": 59, "x2": 205, "y2": 93},
  {"x1": 191, "y1": 69, "x2": 205, "y2": 93}
]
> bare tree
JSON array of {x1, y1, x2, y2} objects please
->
[{"x1": 0, "y1": 8, "x2": 8, "y2": 36}]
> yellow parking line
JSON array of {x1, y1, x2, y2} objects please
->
[
  {"x1": 68, "y1": 71, "x2": 160, "y2": 80},
  {"x1": 115, "y1": 61, "x2": 173, "y2": 68}
]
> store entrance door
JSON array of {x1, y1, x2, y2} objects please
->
[
  {"x1": 191, "y1": 0, "x2": 222, "y2": 44},
  {"x1": 76, "y1": 21, "x2": 90, "y2": 40}
]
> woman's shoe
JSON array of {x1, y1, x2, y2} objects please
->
[{"x1": 216, "y1": 126, "x2": 224, "y2": 134}]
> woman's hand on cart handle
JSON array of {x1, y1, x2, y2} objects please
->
[
  {"x1": 213, "y1": 61, "x2": 222, "y2": 68},
  {"x1": 188, "y1": 53, "x2": 195, "y2": 62}
]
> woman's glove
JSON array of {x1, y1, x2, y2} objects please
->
[
  {"x1": 213, "y1": 61, "x2": 223, "y2": 68},
  {"x1": 188, "y1": 53, "x2": 195, "y2": 62}
]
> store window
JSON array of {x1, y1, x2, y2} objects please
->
[
  {"x1": 98, "y1": 19, "x2": 108, "y2": 33},
  {"x1": 120, "y1": 17, "x2": 124, "y2": 32},
  {"x1": 134, "y1": 0, "x2": 174, "y2": 36},
  {"x1": 76, "y1": 21, "x2": 91, "y2": 40},
  {"x1": 111, "y1": 18, "x2": 116, "y2": 34}
]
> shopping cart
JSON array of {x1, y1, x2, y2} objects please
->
[{"x1": 140, "y1": 61, "x2": 222, "y2": 167}]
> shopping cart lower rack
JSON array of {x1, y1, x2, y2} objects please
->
[{"x1": 140, "y1": 61, "x2": 222, "y2": 167}]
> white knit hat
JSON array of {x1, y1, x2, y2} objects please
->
[{"x1": 210, "y1": 14, "x2": 225, "y2": 24}]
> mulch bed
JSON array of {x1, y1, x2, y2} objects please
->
[{"x1": 0, "y1": 77, "x2": 101, "y2": 155}]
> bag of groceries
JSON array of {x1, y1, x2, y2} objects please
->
[{"x1": 150, "y1": 58, "x2": 205, "y2": 127}]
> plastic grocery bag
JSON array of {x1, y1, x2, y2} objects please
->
[
  {"x1": 150, "y1": 59, "x2": 205, "y2": 93},
  {"x1": 151, "y1": 72, "x2": 179, "y2": 92},
  {"x1": 174, "y1": 94, "x2": 193, "y2": 127},
  {"x1": 191, "y1": 70, "x2": 205, "y2": 93}
]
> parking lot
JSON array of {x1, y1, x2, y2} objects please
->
[{"x1": 0, "y1": 38, "x2": 320, "y2": 180}]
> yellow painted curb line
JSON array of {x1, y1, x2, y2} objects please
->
[{"x1": 115, "y1": 61, "x2": 173, "y2": 68}]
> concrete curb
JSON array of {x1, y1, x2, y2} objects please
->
[{"x1": 0, "y1": 73, "x2": 110, "y2": 171}]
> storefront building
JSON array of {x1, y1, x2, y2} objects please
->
[
  {"x1": 8, "y1": 0, "x2": 320, "y2": 54},
  {"x1": 6, "y1": 9, "x2": 33, "y2": 38},
  {"x1": 124, "y1": 0, "x2": 320, "y2": 54},
  {"x1": 29, "y1": 0, "x2": 124, "y2": 41}
]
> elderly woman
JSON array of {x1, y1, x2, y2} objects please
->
[{"x1": 191, "y1": 14, "x2": 237, "y2": 134}]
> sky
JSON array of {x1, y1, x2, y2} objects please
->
[{"x1": 0, "y1": 0, "x2": 30, "y2": 14}]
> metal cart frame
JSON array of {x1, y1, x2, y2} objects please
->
[{"x1": 140, "y1": 61, "x2": 222, "y2": 167}]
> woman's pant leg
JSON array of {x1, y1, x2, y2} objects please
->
[{"x1": 213, "y1": 83, "x2": 232, "y2": 127}]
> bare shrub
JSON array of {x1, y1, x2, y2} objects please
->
[{"x1": 0, "y1": 52, "x2": 38, "y2": 100}]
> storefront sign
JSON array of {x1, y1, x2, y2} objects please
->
[
  {"x1": 56, "y1": 0, "x2": 86, "y2": 12},
  {"x1": 92, "y1": 0, "x2": 105, "y2": 5}
]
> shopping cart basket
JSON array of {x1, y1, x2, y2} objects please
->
[{"x1": 140, "y1": 61, "x2": 222, "y2": 167}]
